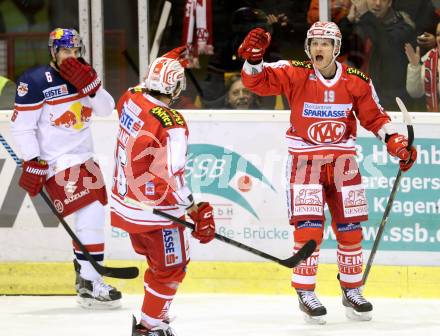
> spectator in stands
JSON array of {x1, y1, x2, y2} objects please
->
[
  {"x1": 339, "y1": 0, "x2": 417, "y2": 110},
  {"x1": 224, "y1": 74, "x2": 260, "y2": 109},
  {"x1": 394, "y1": 0, "x2": 437, "y2": 38},
  {"x1": 405, "y1": 21, "x2": 440, "y2": 112},
  {"x1": 0, "y1": 75, "x2": 16, "y2": 109},
  {"x1": 389, "y1": 1, "x2": 438, "y2": 53},
  {"x1": 203, "y1": 7, "x2": 287, "y2": 107}
]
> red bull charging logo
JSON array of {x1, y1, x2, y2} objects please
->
[{"x1": 50, "y1": 102, "x2": 93, "y2": 130}]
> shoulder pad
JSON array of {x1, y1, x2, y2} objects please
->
[
  {"x1": 346, "y1": 67, "x2": 369, "y2": 82},
  {"x1": 149, "y1": 106, "x2": 185, "y2": 128},
  {"x1": 129, "y1": 86, "x2": 146, "y2": 94},
  {"x1": 168, "y1": 108, "x2": 186, "y2": 126},
  {"x1": 290, "y1": 60, "x2": 313, "y2": 69}
]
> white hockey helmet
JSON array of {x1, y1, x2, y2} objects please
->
[
  {"x1": 304, "y1": 21, "x2": 342, "y2": 61},
  {"x1": 144, "y1": 56, "x2": 186, "y2": 100}
]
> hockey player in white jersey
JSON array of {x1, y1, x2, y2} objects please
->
[{"x1": 10, "y1": 28, "x2": 121, "y2": 309}]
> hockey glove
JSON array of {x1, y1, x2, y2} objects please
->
[
  {"x1": 59, "y1": 57, "x2": 101, "y2": 96},
  {"x1": 188, "y1": 202, "x2": 216, "y2": 244},
  {"x1": 386, "y1": 133, "x2": 417, "y2": 172},
  {"x1": 162, "y1": 46, "x2": 190, "y2": 68},
  {"x1": 238, "y1": 28, "x2": 271, "y2": 63},
  {"x1": 19, "y1": 159, "x2": 48, "y2": 197}
]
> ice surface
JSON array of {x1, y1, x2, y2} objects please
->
[{"x1": 1, "y1": 294, "x2": 439, "y2": 336}]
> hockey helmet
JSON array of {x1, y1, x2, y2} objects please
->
[
  {"x1": 304, "y1": 21, "x2": 342, "y2": 61},
  {"x1": 48, "y1": 28, "x2": 84, "y2": 58},
  {"x1": 144, "y1": 56, "x2": 186, "y2": 100}
]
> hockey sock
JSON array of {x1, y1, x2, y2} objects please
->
[
  {"x1": 74, "y1": 201, "x2": 105, "y2": 281},
  {"x1": 141, "y1": 277, "x2": 178, "y2": 327},
  {"x1": 337, "y1": 245, "x2": 363, "y2": 288},
  {"x1": 292, "y1": 247, "x2": 319, "y2": 290}
]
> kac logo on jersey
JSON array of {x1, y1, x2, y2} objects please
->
[
  {"x1": 162, "y1": 228, "x2": 182, "y2": 266},
  {"x1": 43, "y1": 84, "x2": 68, "y2": 99},
  {"x1": 308, "y1": 121, "x2": 346, "y2": 143}
]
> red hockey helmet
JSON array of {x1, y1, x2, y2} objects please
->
[
  {"x1": 144, "y1": 49, "x2": 187, "y2": 100},
  {"x1": 304, "y1": 21, "x2": 342, "y2": 61}
]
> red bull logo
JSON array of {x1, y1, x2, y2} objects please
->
[{"x1": 50, "y1": 102, "x2": 93, "y2": 130}]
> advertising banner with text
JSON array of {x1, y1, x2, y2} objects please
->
[{"x1": 1, "y1": 112, "x2": 439, "y2": 265}]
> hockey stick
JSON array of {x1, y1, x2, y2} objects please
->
[
  {"x1": 153, "y1": 209, "x2": 316, "y2": 268},
  {"x1": 362, "y1": 97, "x2": 414, "y2": 285},
  {"x1": 0, "y1": 133, "x2": 139, "y2": 279}
]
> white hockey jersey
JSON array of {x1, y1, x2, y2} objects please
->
[{"x1": 10, "y1": 64, "x2": 114, "y2": 177}]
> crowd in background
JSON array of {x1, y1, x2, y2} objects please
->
[{"x1": 1, "y1": 0, "x2": 440, "y2": 112}]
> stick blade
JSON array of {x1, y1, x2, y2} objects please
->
[
  {"x1": 99, "y1": 265, "x2": 139, "y2": 279},
  {"x1": 395, "y1": 97, "x2": 412, "y2": 125},
  {"x1": 278, "y1": 239, "x2": 317, "y2": 268}
]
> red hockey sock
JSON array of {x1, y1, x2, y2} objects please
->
[
  {"x1": 291, "y1": 247, "x2": 319, "y2": 290},
  {"x1": 141, "y1": 278, "x2": 178, "y2": 326},
  {"x1": 337, "y1": 245, "x2": 363, "y2": 288}
]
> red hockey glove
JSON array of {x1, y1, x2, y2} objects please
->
[
  {"x1": 19, "y1": 160, "x2": 48, "y2": 197},
  {"x1": 59, "y1": 57, "x2": 101, "y2": 96},
  {"x1": 188, "y1": 202, "x2": 216, "y2": 244},
  {"x1": 162, "y1": 46, "x2": 189, "y2": 68},
  {"x1": 386, "y1": 134, "x2": 417, "y2": 172},
  {"x1": 238, "y1": 28, "x2": 271, "y2": 63}
]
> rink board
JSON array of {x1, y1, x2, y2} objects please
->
[
  {"x1": 1, "y1": 261, "x2": 440, "y2": 298},
  {"x1": 1, "y1": 110, "x2": 440, "y2": 296}
]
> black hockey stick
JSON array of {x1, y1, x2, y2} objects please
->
[
  {"x1": 0, "y1": 133, "x2": 139, "y2": 279},
  {"x1": 362, "y1": 97, "x2": 414, "y2": 285},
  {"x1": 153, "y1": 209, "x2": 316, "y2": 268}
]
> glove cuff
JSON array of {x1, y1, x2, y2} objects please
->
[{"x1": 243, "y1": 60, "x2": 263, "y2": 75}]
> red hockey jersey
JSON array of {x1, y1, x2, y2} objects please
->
[
  {"x1": 242, "y1": 60, "x2": 391, "y2": 157},
  {"x1": 110, "y1": 87, "x2": 191, "y2": 233}
]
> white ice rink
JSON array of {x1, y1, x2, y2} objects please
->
[{"x1": 1, "y1": 294, "x2": 440, "y2": 336}]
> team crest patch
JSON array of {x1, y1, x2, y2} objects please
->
[
  {"x1": 17, "y1": 82, "x2": 29, "y2": 97},
  {"x1": 53, "y1": 199, "x2": 64, "y2": 213}
]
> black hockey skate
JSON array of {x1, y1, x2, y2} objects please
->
[
  {"x1": 296, "y1": 289, "x2": 327, "y2": 324},
  {"x1": 132, "y1": 315, "x2": 176, "y2": 336},
  {"x1": 341, "y1": 287, "x2": 373, "y2": 321},
  {"x1": 74, "y1": 259, "x2": 122, "y2": 309}
]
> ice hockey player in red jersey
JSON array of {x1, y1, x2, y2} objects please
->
[
  {"x1": 10, "y1": 28, "x2": 121, "y2": 309},
  {"x1": 238, "y1": 22, "x2": 417, "y2": 324},
  {"x1": 109, "y1": 46, "x2": 216, "y2": 336}
]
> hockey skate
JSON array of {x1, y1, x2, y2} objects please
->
[
  {"x1": 341, "y1": 287, "x2": 373, "y2": 321},
  {"x1": 132, "y1": 315, "x2": 176, "y2": 336},
  {"x1": 74, "y1": 259, "x2": 122, "y2": 309},
  {"x1": 296, "y1": 289, "x2": 327, "y2": 324}
]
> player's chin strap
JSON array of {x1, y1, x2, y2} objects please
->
[{"x1": 362, "y1": 97, "x2": 414, "y2": 286}]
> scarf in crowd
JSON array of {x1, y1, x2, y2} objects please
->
[
  {"x1": 182, "y1": 0, "x2": 213, "y2": 68},
  {"x1": 423, "y1": 48, "x2": 439, "y2": 112}
]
